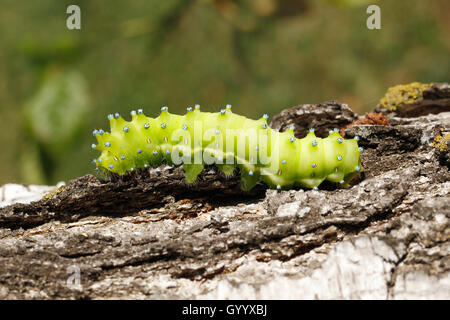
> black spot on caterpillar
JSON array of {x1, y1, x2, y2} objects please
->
[{"x1": 91, "y1": 105, "x2": 363, "y2": 190}]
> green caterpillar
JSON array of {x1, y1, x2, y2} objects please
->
[{"x1": 91, "y1": 105, "x2": 363, "y2": 191}]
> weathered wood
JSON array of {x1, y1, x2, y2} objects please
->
[
  {"x1": 0, "y1": 166, "x2": 266, "y2": 230},
  {"x1": 0, "y1": 91, "x2": 449, "y2": 299}
]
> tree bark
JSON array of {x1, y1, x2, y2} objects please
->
[{"x1": 0, "y1": 89, "x2": 449, "y2": 299}]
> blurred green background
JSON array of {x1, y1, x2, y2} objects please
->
[{"x1": 0, "y1": 0, "x2": 448, "y2": 185}]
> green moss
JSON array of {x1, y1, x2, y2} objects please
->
[
  {"x1": 432, "y1": 134, "x2": 450, "y2": 152},
  {"x1": 43, "y1": 186, "x2": 67, "y2": 199},
  {"x1": 380, "y1": 82, "x2": 433, "y2": 111}
]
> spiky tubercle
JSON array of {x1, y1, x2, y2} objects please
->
[{"x1": 92, "y1": 106, "x2": 363, "y2": 190}]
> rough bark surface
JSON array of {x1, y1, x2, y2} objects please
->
[
  {"x1": 0, "y1": 89, "x2": 449, "y2": 299},
  {"x1": 374, "y1": 82, "x2": 450, "y2": 117},
  {"x1": 269, "y1": 100, "x2": 358, "y2": 138}
]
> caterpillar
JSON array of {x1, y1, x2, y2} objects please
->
[{"x1": 91, "y1": 105, "x2": 363, "y2": 191}]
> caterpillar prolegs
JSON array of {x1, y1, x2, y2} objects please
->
[{"x1": 91, "y1": 105, "x2": 363, "y2": 191}]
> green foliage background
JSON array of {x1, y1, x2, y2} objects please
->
[{"x1": 0, "y1": 0, "x2": 448, "y2": 185}]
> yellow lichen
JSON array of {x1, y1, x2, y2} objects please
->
[
  {"x1": 431, "y1": 134, "x2": 450, "y2": 152},
  {"x1": 43, "y1": 186, "x2": 67, "y2": 199},
  {"x1": 380, "y1": 82, "x2": 433, "y2": 111}
]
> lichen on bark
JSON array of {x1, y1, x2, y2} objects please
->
[{"x1": 0, "y1": 84, "x2": 449, "y2": 299}]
